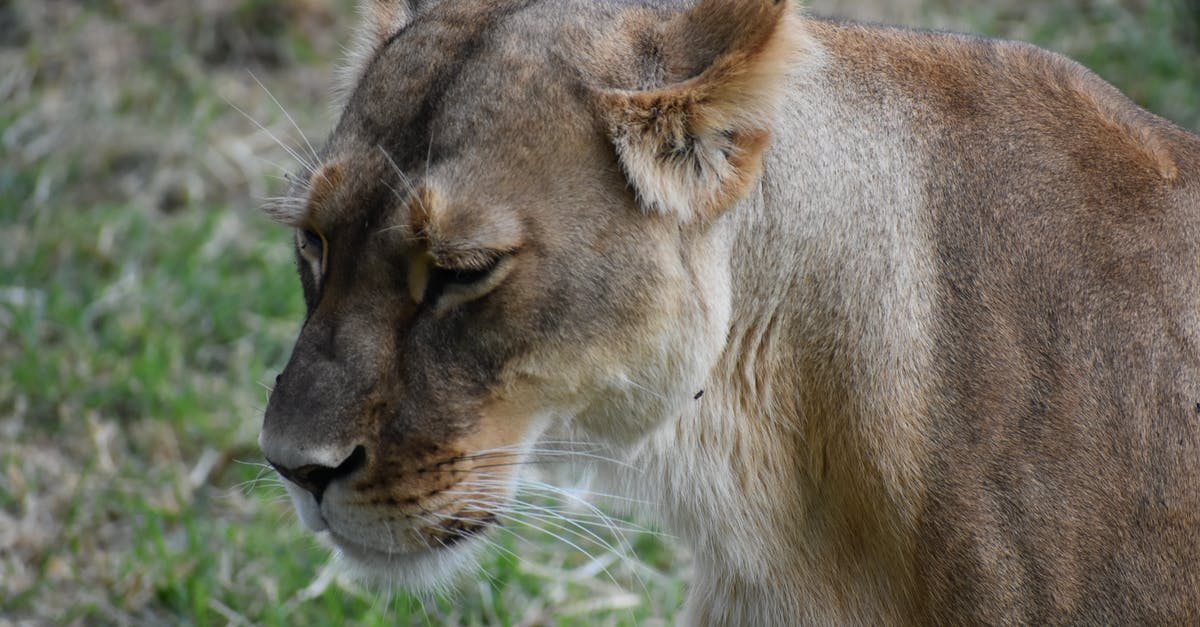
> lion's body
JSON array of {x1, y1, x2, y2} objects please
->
[
  {"x1": 610, "y1": 20, "x2": 1200, "y2": 624},
  {"x1": 259, "y1": 1, "x2": 1200, "y2": 623}
]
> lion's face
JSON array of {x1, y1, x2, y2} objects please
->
[{"x1": 259, "y1": 0, "x2": 794, "y2": 586}]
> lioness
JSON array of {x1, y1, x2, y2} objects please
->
[{"x1": 258, "y1": 0, "x2": 1200, "y2": 623}]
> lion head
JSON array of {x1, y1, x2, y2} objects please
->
[{"x1": 258, "y1": 0, "x2": 798, "y2": 587}]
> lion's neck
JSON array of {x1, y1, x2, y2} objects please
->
[{"x1": 611, "y1": 37, "x2": 941, "y2": 623}]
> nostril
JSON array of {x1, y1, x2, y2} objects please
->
[{"x1": 270, "y1": 445, "x2": 367, "y2": 503}]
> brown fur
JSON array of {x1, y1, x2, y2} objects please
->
[{"x1": 259, "y1": 1, "x2": 1200, "y2": 623}]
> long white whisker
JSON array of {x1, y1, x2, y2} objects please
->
[
  {"x1": 377, "y1": 145, "x2": 431, "y2": 238},
  {"x1": 439, "y1": 487, "x2": 655, "y2": 537},
  {"x1": 223, "y1": 96, "x2": 317, "y2": 175},
  {"x1": 415, "y1": 509, "x2": 522, "y2": 567},
  {"x1": 429, "y1": 490, "x2": 613, "y2": 547},
  {"x1": 619, "y1": 373, "x2": 672, "y2": 403},
  {"x1": 252, "y1": 155, "x2": 305, "y2": 180},
  {"x1": 493, "y1": 500, "x2": 626, "y2": 557},
  {"x1": 519, "y1": 477, "x2": 652, "y2": 508},
  {"x1": 455, "y1": 474, "x2": 653, "y2": 509},
  {"x1": 449, "y1": 477, "x2": 659, "y2": 563},
  {"x1": 486, "y1": 509, "x2": 627, "y2": 590},
  {"x1": 249, "y1": 71, "x2": 321, "y2": 168},
  {"x1": 511, "y1": 482, "x2": 643, "y2": 552},
  {"x1": 232, "y1": 459, "x2": 273, "y2": 470},
  {"x1": 261, "y1": 195, "x2": 306, "y2": 204},
  {"x1": 230, "y1": 459, "x2": 285, "y2": 496},
  {"x1": 379, "y1": 145, "x2": 421, "y2": 200},
  {"x1": 424, "y1": 122, "x2": 435, "y2": 175},
  {"x1": 444, "y1": 444, "x2": 640, "y2": 471},
  {"x1": 510, "y1": 484, "x2": 658, "y2": 583},
  {"x1": 500, "y1": 490, "x2": 652, "y2": 597}
]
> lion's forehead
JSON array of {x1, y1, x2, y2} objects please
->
[
  {"x1": 342, "y1": 5, "x2": 562, "y2": 164},
  {"x1": 333, "y1": 0, "x2": 671, "y2": 170}
]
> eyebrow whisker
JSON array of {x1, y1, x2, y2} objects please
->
[{"x1": 249, "y1": 71, "x2": 322, "y2": 170}]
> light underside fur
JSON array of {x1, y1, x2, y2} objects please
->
[{"x1": 600, "y1": 40, "x2": 939, "y2": 623}]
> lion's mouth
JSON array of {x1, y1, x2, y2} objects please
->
[
  {"x1": 326, "y1": 511, "x2": 500, "y2": 563},
  {"x1": 432, "y1": 512, "x2": 499, "y2": 548}
]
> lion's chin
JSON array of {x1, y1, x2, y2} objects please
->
[{"x1": 324, "y1": 529, "x2": 488, "y2": 593}]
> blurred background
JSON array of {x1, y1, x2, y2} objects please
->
[{"x1": 1, "y1": 0, "x2": 1196, "y2": 624}]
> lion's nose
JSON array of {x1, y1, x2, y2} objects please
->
[{"x1": 268, "y1": 445, "x2": 367, "y2": 503}]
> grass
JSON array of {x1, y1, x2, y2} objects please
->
[
  {"x1": 1, "y1": 0, "x2": 1196, "y2": 625},
  {"x1": 932, "y1": 0, "x2": 1200, "y2": 131},
  {"x1": 0, "y1": 1, "x2": 682, "y2": 624}
]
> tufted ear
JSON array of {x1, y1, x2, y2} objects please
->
[
  {"x1": 597, "y1": 0, "x2": 802, "y2": 223},
  {"x1": 335, "y1": 0, "x2": 424, "y2": 104}
]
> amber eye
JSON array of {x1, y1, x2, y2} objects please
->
[{"x1": 297, "y1": 229, "x2": 327, "y2": 290}]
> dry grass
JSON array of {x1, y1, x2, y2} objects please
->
[{"x1": 1, "y1": 0, "x2": 1195, "y2": 625}]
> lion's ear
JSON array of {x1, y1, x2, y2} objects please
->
[
  {"x1": 597, "y1": 0, "x2": 801, "y2": 223},
  {"x1": 336, "y1": 1, "x2": 421, "y2": 103}
]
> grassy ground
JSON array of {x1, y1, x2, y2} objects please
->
[{"x1": 1, "y1": 1, "x2": 1196, "y2": 625}]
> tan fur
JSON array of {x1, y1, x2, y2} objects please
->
[
  {"x1": 307, "y1": 162, "x2": 344, "y2": 217},
  {"x1": 598, "y1": 0, "x2": 807, "y2": 221},
  {"x1": 259, "y1": 1, "x2": 1200, "y2": 624},
  {"x1": 335, "y1": 0, "x2": 416, "y2": 106}
]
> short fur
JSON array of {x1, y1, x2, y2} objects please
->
[{"x1": 259, "y1": 0, "x2": 1200, "y2": 623}]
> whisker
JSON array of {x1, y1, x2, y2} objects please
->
[
  {"x1": 454, "y1": 460, "x2": 563, "y2": 473},
  {"x1": 424, "y1": 122, "x2": 435, "y2": 176},
  {"x1": 456, "y1": 493, "x2": 627, "y2": 558},
  {"x1": 249, "y1": 71, "x2": 322, "y2": 168},
  {"x1": 252, "y1": 155, "x2": 307, "y2": 181},
  {"x1": 260, "y1": 195, "x2": 307, "y2": 205},
  {"x1": 513, "y1": 505, "x2": 660, "y2": 537},
  {"x1": 450, "y1": 477, "x2": 663, "y2": 552},
  {"x1": 506, "y1": 481, "x2": 658, "y2": 553},
  {"x1": 501, "y1": 492, "x2": 653, "y2": 597},
  {"x1": 442, "y1": 498, "x2": 609, "y2": 554},
  {"x1": 379, "y1": 145, "x2": 422, "y2": 200},
  {"x1": 619, "y1": 374, "x2": 672, "y2": 403},
  {"x1": 414, "y1": 508, "x2": 523, "y2": 568},
  {"x1": 485, "y1": 509, "x2": 627, "y2": 590},
  {"x1": 485, "y1": 440, "x2": 635, "y2": 465},
  {"x1": 232, "y1": 459, "x2": 272, "y2": 469},
  {"x1": 230, "y1": 459, "x2": 284, "y2": 496},
  {"x1": 455, "y1": 474, "x2": 652, "y2": 509},
  {"x1": 222, "y1": 96, "x2": 317, "y2": 175},
  {"x1": 436, "y1": 482, "x2": 638, "y2": 540},
  {"x1": 436, "y1": 445, "x2": 639, "y2": 471},
  {"x1": 378, "y1": 145, "x2": 431, "y2": 237}
]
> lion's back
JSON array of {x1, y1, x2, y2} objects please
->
[{"x1": 792, "y1": 20, "x2": 1200, "y2": 623}]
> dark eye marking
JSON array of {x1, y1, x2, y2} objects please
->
[
  {"x1": 430, "y1": 264, "x2": 494, "y2": 286},
  {"x1": 300, "y1": 229, "x2": 323, "y2": 256},
  {"x1": 423, "y1": 256, "x2": 505, "y2": 305}
]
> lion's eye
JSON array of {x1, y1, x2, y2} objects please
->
[
  {"x1": 429, "y1": 263, "x2": 496, "y2": 287},
  {"x1": 423, "y1": 254, "x2": 513, "y2": 312},
  {"x1": 298, "y1": 229, "x2": 324, "y2": 262},
  {"x1": 297, "y1": 229, "x2": 327, "y2": 295}
]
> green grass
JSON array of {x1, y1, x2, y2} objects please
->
[
  {"x1": 938, "y1": 0, "x2": 1200, "y2": 131},
  {"x1": 0, "y1": 1, "x2": 682, "y2": 624},
  {"x1": 1, "y1": 0, "x2": 1196, "y2": 624}
]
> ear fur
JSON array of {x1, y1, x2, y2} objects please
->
[
  {"x1": 334, "y1": 0, "x2": 420, "y2": 106},
  {"x1": 598, "y1": 0, "x2": 803, "y2": 222}
]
